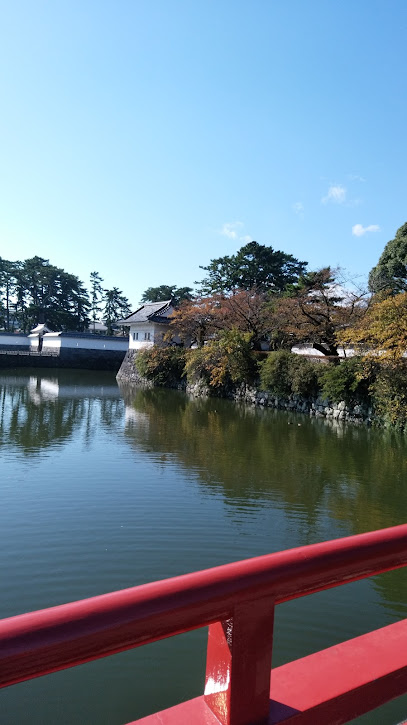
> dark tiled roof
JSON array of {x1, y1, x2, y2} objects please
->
[
  {"x1": 0, "y1": 332, "x2": 28, "y2": 338},
  {"x1": 58, "y1": 332, "x2": 128, "y2": 341},
  {"x1": 149, "y1": 314, "x2": 172, "y2": 323},
  {"x1": 119, "y1": 301, "x2": 173, "y2": 325}
]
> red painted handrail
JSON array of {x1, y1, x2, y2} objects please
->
[{"x1": 2, "y1": 524, "x2": 407, "y2": 724}]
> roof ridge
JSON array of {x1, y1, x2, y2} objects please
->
[{"x1": 118, "y1": 300, "x2": 173, "y2": 326}]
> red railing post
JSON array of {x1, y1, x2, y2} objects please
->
[{"x1": 204, "y1": 595, "x2": 275, "y2": 725}]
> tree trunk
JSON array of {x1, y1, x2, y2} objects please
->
[{"x1": 313, "y1": 342, "x2": 339, "y2": 357}]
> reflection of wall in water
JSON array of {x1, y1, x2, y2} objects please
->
[
  {"x1": 124, "y1": 406, "x2": 150, "y2": 430},
  {"x1": 0, "y1": 373, "x2": 123, "y2": 454},
  {"x1": 26, "y1": 376, "x2": 121, "y2": 403}
]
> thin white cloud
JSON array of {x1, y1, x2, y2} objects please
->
[
  {"x1": 349, "y1": 174, "x2": 366, "y2": 182},
  {"x1": 347, "y1": 198, "x2": 362, "y2": 208},
  {"x1": 352, "y1": 224, "x2": 380, "y2": 237},
  {"x1": 293, "y1": 202, "x2": 304, "y2": 215},
  {"x1": 218, "y1": 222, "x2": 253, "y2": 244},
  {"x1": 220, "y1": 222, "x2": 243, "y2": 239},
  {"x1": 322, "y1": 185, "x2": 347, "y2": 204}
]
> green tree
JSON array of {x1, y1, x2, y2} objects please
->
[
  {"x1": 17, "y1": 257, "x2": 90, "y2": 331},
  {"x1": 368, "y1": 222, "x2": 407, "y2": 293},
  {"x1": 135, "y1": 347, "x2": 187, "y2": 386},
  {"x1": 184, "y1": 330, "x2": 257, "y2": 391},
  {"x1": 57, "y1": 272, "x2": 90, "y2": 331},
  {"x1": 320, "y1": 357, "x2": 371, "y2": 405},
  {"x1": 259, "y1": 350, "x2": 323, "y2": 398},
  {"x1": 198, "y1": 241, "x2": 307, "y2": 294},
  {"x1": 90, "y1": 271, "x2": 104, "y2": 331},
  {"x1": 0, "y1": 258, "x2": 18, "y2": 330},
  {"x1": 13, "y1": 262, "x2": 28, "y2": 331},
  {"x1": 141, "y1": 285, "x2": 194, "y2": 305},
  {"x1": 103, "y1": 287, "x2": 132, "y2": 334}
]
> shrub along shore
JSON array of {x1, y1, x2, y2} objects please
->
[{"x1": 121, "y1": 332, "x2": 407, "y2": 430}]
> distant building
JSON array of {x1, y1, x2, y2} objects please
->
[
  {"x1": 87, "y1": 321, "x2": 109, "y2": 334},
  {"x1": 119, "y1": 300, "x2": 175, "y2": 350}
]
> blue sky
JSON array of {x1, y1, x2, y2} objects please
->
[{"x1": 1, "y1": 1, "x2": 406, "y2": 307}]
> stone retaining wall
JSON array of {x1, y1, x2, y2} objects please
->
[
  {"x1": 116, "y1": 350, "x2": 153, "y2": 385},
  {"x1": 186, "y1": 381, "x2": 372, "y2": 425},
  {"x1": 232, "y1": 387, "x2": 372, "y2": 425},
  {"x1": 117, "y1": 353, "x2": 373, "y2": 426},
  {"x1": 0, "y1": 344, "x2": 30, "y2": 352}
]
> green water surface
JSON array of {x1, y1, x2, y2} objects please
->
[{"x1": 0, "y1": 370, "x2": 407, "y2": 725}]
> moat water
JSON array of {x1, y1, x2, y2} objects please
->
[{"x1": 1, "y1": 369, "x2": 407, "y2": 725}]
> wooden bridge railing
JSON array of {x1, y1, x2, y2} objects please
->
[{"x1": 2, "y1": 525, "x2": 407, "y2": 724}]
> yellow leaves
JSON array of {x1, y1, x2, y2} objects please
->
[{"x1": 341, "y1": 292, "x2": 407, "y2": 361}]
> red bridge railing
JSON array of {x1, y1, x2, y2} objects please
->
[{"x1": 2, "y1": 525, "x2": 407, "y2": 724}]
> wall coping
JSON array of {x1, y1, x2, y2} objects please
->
[
  {"x1": 44, "y1": 332, "x2": 128, "y2": 341},
  {"x1": 0, "y1": 332, "x2": 28, "y2": 338}
]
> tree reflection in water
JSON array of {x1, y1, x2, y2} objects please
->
[
  {"x1": 0, "y1": 370, "x2": 123, "y2": 455},
  {"x1": 1, "y1": 374, "x2": 407, "y2": 724},
  {"x1": 120, "y1": 384, "x2": 407, "y2": 620}
]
